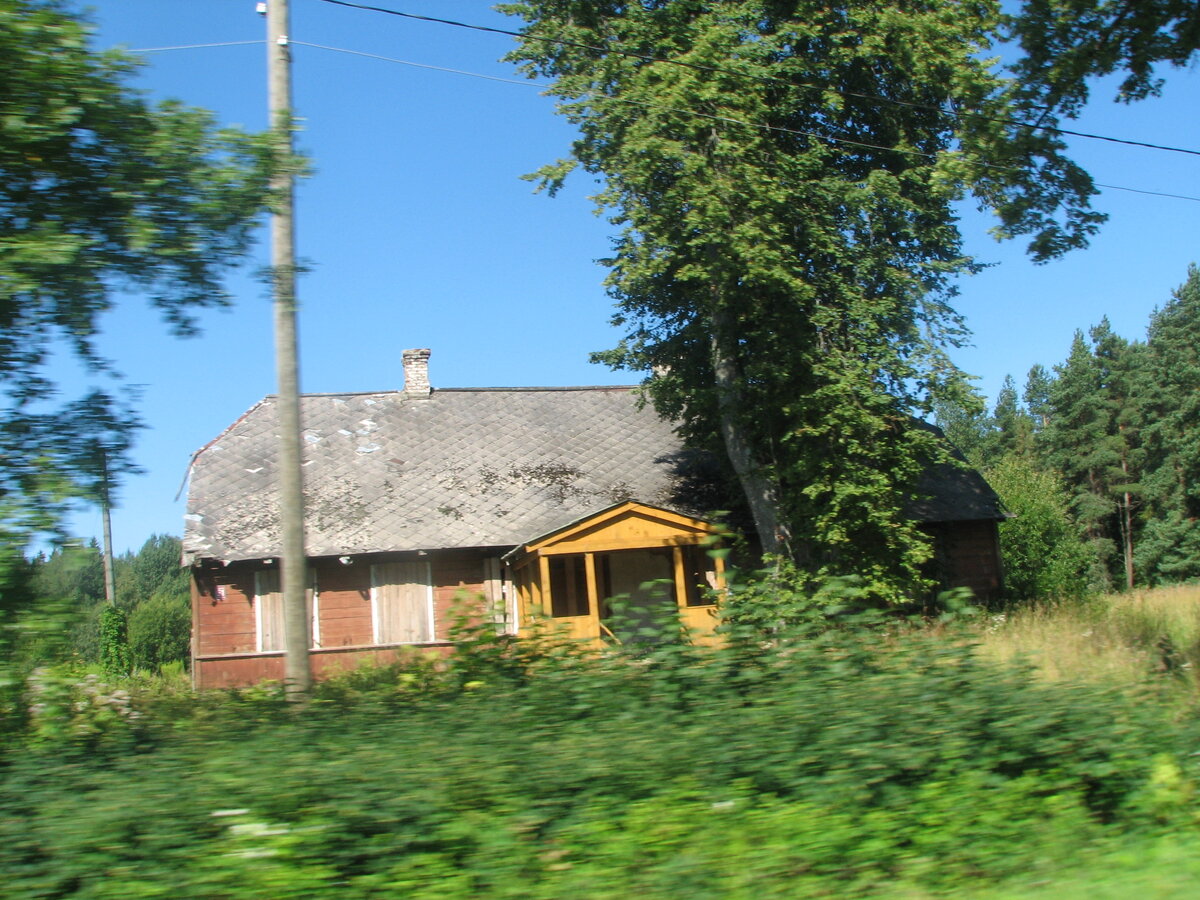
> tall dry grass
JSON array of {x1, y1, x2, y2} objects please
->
[{"x1": 971, "y1": 584, "x2": 1200, "y2": 698}]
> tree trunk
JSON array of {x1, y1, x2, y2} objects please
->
[
  {"x1": 710, "y1": 305, "x2": 791, "y2": 559},
  {"x1": 1119, "y1": 454, "x2": 1134, "y2": 590},
  {"x1": 1121, "y1": 489, "x2": 1134, "y2": 590}
]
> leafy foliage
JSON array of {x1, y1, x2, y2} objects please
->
[
  {"x1": 2, "y1": 535, "x2": 190, "y2": 697},
  {"x1": 986, "y1": 454, "x2": 1097, "y2": 601},
  {"x1": 0, "y1": 0, "x2": 276, "y2": 554},
  {"x1": 1, "y1": 615, "x2": 1197, "y2": 898},
  {"x1": 98, "y1": 604, "x2": 129, "y2": 676},
  {"x1": 1008, "y1": 0, "x2": 1200, "y2": 110},
  {"x1": 128, "y1": 593, "x2": 191, "y2": 672}
]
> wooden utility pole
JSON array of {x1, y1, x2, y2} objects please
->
[{"x1": 267, "y1": 0, "x2": 312, "y2": 698}]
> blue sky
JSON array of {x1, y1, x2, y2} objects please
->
[{"x1": 57, "y1": 1, "x2": 1200, "y2": 553}]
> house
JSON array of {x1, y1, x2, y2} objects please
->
[{"x1": 184, "y1": 349, "x2": 1003, "y2": 688}]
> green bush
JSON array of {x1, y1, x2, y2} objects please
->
[
  {"x1": 128, "y1": 592, "x2": 192, "y2": 671},
  {"x1": 1, "y1": 620, "x2": 1195, "y2": 898},
  {"x1": 97, "y1": 605, "x2": 130, "y2": 677},
  {"x1": 987, "y1": 454, "x2": 1098, "y2": 601}
]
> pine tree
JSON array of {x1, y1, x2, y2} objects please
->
[
  {"x1": 1039, "y1": 322, "x2": 1147, "y2": 588},
  {"x1": 1089, "y1": 318, "x2": 1144, "y2": 589},
  {"x1": 1023, "y1": 364, "x2": 1054, "y2": 436},
  {"x1": 1042, "y1": 331, "x2": 1117, "y2": 585},
  {"x1": 1137, "y1": 265, "x2": 1200, "y2": 583},
  {"x1": 990, "y1": 374, "x2": 1035, "y2": 462}
]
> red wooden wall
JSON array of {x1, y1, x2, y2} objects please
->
[{"x1": 192, "y1": 549, "x2": 493, "y2": 689}]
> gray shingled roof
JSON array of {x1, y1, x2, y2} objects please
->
[
  {"x1": 183, "y1": 385, "x2": 1003, "y2": 565},
  {"x1": 183, "y1": 387, "x2": 700, "y2": 564}
]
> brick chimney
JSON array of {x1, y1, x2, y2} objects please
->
[{"x1": 402, "y1": 348, "x2": 432, "y2": 397}]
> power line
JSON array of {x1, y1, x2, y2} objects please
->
[
  {"x1": 297, "y1": 39, "x2": 1200, "y2": 204},
  {"x1": 292, "y1": 40, "x2": 536, "y2": 87},
  {"x1": 127, "y1": 40, "x2": 263, "y2": 53},
  {"x1": 314, "y1": 0, "x2": 1200, "y2": 160},
  {"x1": 119, "y1": 22, "x2": 1200, "y2": 203}
]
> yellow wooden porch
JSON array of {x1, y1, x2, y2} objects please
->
[{"x1": 506, "y1": 501, "x2": 725, "y2": 643}]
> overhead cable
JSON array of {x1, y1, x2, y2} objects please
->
[
  {"x1": 299, "y1": 39, "x2": 1200, "y2": 204},
  {"x1": 127, "y1": 40, "x2": 263, "y2": 53},
  {"x1": 292, "y1": 40, "x2": 535, "y2": 87}
]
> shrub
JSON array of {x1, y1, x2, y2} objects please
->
[
  {"x1": 98, "y1": 605, "x2": 130, "y2": 676},
  {"x1": 986, "y1": 455, "x2": 1097, "y2": 601},
  {"x1": 1, "y1": 614, "x2": 1197, "y2": 897},
  {"x1": 128, "y1": 592, "x2": 191, "y2": 671}
]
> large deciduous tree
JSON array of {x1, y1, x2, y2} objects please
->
[
  {"x1": 502, "y1": 0, "x2": 1099, "y2": 599},
  {"x1": 0, "y1": 0, "x2": 276, "y2": 547}
]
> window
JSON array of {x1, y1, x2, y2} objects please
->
[
  {"x1": 254, "y1": 569, "x2": 284, "y2": 652},
  {"x1": 255, "y1": 568, "x2": 319, "y2": 652},
  {"x1": 371, "y1": 560, "x2": 433, "y2": 644},
  {"x1": 681, "y1": 545, "x2": 716, "y2": 607}
]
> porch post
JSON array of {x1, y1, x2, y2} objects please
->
[
  {"x1": 537, "y1": 555, "x2": 552, "y2": 616},
  {"x1": 672, "y1": 546, "x2": 687, "y2": 610},
  {"x1": 584, "y1": 552, "x2": 600, "y2": 638}
]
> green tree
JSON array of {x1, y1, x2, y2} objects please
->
[
  {"x1": 1089, "y1": 318, "x2": 1145, "y2": 589},
  {"x1": 933, "y1": 387, "x2": 991, "y2": 469},
  {"x1": 118, "y1": 534, "x2": 191, "y2": 670},
  {"x1": 1136, "y1": 265, "x2": 1200, "y2": 583},
  {"x1": 23, "y1": 542, "x2": 107, "y2": 665},
  {"x1": 0, "y1": 0, "x2": 276, "y2": 554},
  {"x1": 116, "y1": 534, "x2": 188, "y2": 610},
  {"x1": 503, "y1": 1, "x2": 1100, "y2": 600},
  {"x1": 990, "y1": 374, "x2": 1035, "y2": 463},
  {"x1": 1041, "y1": 332, "x2": 1115, "y2": 583},
  {"x1": 128, "y1": 592, "x2": 191, "y2": 671},
  {"x1": 1040, "y1": 323, "x2": 1145, "y2": 588},
  {"x1": 98, "y1": 604, "x2": 130, "y2": 676},
  {"x1": 1023, "y1": 363, "x2": 1054, "y2": 436}
]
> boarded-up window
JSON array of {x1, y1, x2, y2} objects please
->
[
  {"x1": 255, "y1": 568, "x2": 318, "y2": 652},
  {"x1": 255, "y1": 569, "x2": 284, "y2": 652},
  {"x1": 371, "y1": 561, "x2": 433, "y2": 644}
]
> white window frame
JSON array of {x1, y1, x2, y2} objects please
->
[
  {"x1": 254, "y1": 568, "x2": 283, "y2": 653},
  {"x1": 310, "y1": 570, "x2": 321, "y2": 649}
]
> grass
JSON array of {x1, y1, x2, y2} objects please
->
[{"x1": 971, "y1": 583, "x2": 1200, "y2": 700}]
